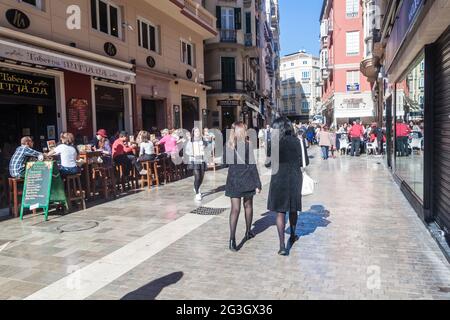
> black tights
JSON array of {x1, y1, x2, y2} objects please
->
[
  {"x1": 276, "y1": 212, "x2": 298, "y2": 250},
  {"x1": 193, "y1": 167, "x2": 205, "y2": 194},
  {"x1": 229, "y1": 197, "x2": 254, "y2": 241}
]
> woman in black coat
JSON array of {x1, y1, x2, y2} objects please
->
[
  {"x1": 268, "y1": 117, "x2": 308, "y2": 256},
  {"x1": 225, "y1": 122, "x2": 262, "y2": 252}
]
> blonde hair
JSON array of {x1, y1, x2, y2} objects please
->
[
  {"x1": 227, "y1": 122, "x2": 247, "y2": 150},
  {"x1": 60, "y1": 132, "x2": 74, "y2": 145}
]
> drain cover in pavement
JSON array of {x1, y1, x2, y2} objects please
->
[
  {"x1": 190, "y1": 207, "x2": 227, "y2": 216},
  {"x1": 57, "y1": 221, "x2": 99, "y2": 233}
]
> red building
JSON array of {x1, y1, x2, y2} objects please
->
[{"x1": 319, "y1": 0, "x2": 374, "y2": 126}]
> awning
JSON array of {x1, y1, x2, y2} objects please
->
[
  {"x1": 0, "y1": 38, "x2": 136, "y2": 84},
  {"x1": 245, "y1": 101, "x2": 261, "y2": 113}
]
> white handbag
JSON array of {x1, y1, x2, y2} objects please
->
[
  {"x1": 302, "y1": 171, "x2": 315, "y2": 196},
  {"x1": 299, "y1": 137, "x2": 314, "y2": 196}
]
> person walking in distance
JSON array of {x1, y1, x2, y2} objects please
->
[
  {"x1": 186, "y1": 127, "x2": 207, "y2": 201},
  {"x1": 349, "y1": 120, "x2": 364, "y2": 157},
  {"x1": 396, "y1": 119, "x2": 411, "y2": 157},
  {"x1": 268, "y1": 117, "x2": 307, "y2": 256},
  {"x1": 225, "y1": 122, "x2": 262, "y2": 252},
  {"x1": 317, "y1": 126, "x2": 332, "y2": 160}
]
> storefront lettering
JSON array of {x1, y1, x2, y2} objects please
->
[{"x1": 0, "y1": 71, "x2": 52, "y2": 97}]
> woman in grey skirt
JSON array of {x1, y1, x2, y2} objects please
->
[{"x1": 225, "y1": 122, "x2": 262, "y2": 252}]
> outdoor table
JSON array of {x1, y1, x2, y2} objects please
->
[{"x1": 79, "y1": 151, "x2": 103, "y2": 199}]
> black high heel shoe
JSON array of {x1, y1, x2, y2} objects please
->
[
  {"x1": 245, "y1": 231, "x2": 255, "y2": 241},
  {"x1": 278, "y1": 248, "x2": 288, "y2": 256},
  {"x1": 229, "y1": 239, "x2": 237, "y2": 252},
  {"x1": 289, "y1": 235, "x2": 299, "y2": 244}
]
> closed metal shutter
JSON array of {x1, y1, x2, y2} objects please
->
[{"x1": 432, "y1": 27, "x2": 450, "y2": 236}]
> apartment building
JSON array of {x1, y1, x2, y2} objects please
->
[
  {"x1": 319, "y1": 0, "x2": 374, "y2": 127},
  {"x1": 203, "y1": 0, "x2": 267, "y2": 130},
  {"x1": 0, "y1": 0, "x2": 216, "y2": 148},
  {"x1": 280, "y1": 51, "x2": 321, "y2": 122}
]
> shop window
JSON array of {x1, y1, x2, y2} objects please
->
[
  {"x1": 20, "y1": 0, "x2": 44, "y2": 10},
  {"x1": 181, "y1": 40, "x2": 195, "y2": 67},
  {"x1": 394, "y1": 54, "x2": 425, "y2": 200},
  {"x1": 137, "y1": 18, "x2": 159, "y2": 54},
  {"x1": 91, "y1": 0, "x2": 122, "y2": 38}
]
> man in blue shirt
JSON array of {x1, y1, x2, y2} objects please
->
[{"x1": 9, "y1": 137, "x2": 42, "y2": 178}]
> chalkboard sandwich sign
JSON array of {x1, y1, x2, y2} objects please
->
[{"x1": 20, "y1": 161, "x2": 68, "y2": 221}]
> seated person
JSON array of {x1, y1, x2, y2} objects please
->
[
  {"x1": 157, "y1": 129, "x2": 179, "y2": 156},
  {"x1": 112, "y1": 131, "x2": 136, "y2": 174},
  {"x1": 135, "y1": 131, "x2": 156, "y2": 175},
  {"x1": 47, "y1": 132, "x2": 80, "y2": 176},
  {"x1": 92, "y1": 129, "x2": 112, "y2": 164},
  {"x1": 9, "y1": 137, "x2": 43, "y2": 178}
]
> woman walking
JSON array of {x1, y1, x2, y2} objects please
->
[
  {"x1": 268, "y1": 117, "x2": 308, "y2": 256},
  {"x1": 225, "y1": 122, "x2": 262, "y2": 252},
  {"x1": 186, "y1": 127, "x2": 207, "y2": 201},
  {"x1": 317, "y1": 126, "x2": 332, "y2": 160}
]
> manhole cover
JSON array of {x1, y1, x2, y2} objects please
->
[
  {"x1": 190, "y1": 207, "x2": 227, "y2": 216},
  {"x1": 57, "y1": 221, "x2": 99, "y2": 233}
]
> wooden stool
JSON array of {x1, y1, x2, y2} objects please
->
[
  {"x1": 139, "y1": 161, "x2": 161, "y2": 189},
  {"x1": 64, "y1": 174, "x2": 86, "y2": 211},
  {"x1": 8, "y1": 178, "x2": 24, "y2": 218},
  {"x1": 92, "y1": 166, "x2": 117, "y2": 199}
]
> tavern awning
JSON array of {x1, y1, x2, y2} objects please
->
[{"x1": 0, "y1": 37, "x2": 136, "y2": 84}]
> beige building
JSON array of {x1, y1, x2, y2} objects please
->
[
  {"x1": 280, "y1": 51, "x2": 321, "y2": 122},
  {"x1": 203, "y1": 0, "x2": 266, "y2": 130},
  {"x1": 0, "y1": 0, "x2": 216, "y2": 147}
]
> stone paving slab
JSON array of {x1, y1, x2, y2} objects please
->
[{"x1": 0, "y1": 148, "x2": 449, "y2": 300}]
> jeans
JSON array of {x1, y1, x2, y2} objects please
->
[
  {"x1": 321, "y1": 146, "x2": 329, "y2": 160},
  {"x1": 397, "y1": 137, "x2": 408, "y2": 156},
  {"x1": 59, "y1": 166, "x2": 80, "y2": 177},
  {"x1": 351, "y1": 138, "x2": 361, "y2": 156}
]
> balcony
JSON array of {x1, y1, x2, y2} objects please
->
[
  {"x1": 205, "y1": 79, "x2": 256, "y2": 94},
  {"x1": 220, "y1": 29, "x2": 237, "y2": 43},
  {"x1": 166, "y1": 0, "x2": 217, "y2": 38}
]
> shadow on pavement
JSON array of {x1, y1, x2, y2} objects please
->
[
  {"x1": 121, "y1": 271, "x2": 184, "y2": 300},
  {"x1": 202, "y1": 185, "x2": 226, "y2": 197}
]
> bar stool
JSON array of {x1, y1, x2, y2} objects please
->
[
  {"x1": 64, "y1": 174, "x2": 86, "y2": 211},
  {"x1": 139, "y1": 161, "x2": 153, "y2": 189},
  {"x1": 8, "y1": 178, "x2": 24, "y2": 218},
  {"x1": 92, "y1": 166, "x2": 117, "y2": 199}
]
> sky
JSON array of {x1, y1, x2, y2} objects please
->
[{"x1": 279, "y1": 0, "x2": 323, "y2": 57}]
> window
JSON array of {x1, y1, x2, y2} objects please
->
[
  {"x1": 91, "y1": 0, "x2": 121, "y2": 38},
  {"x1": 291, "y1": 87, "x2": 296, "y2": 95},
  {"x1": 138, "y1": 18, "x2": 159, "y2": 53},
  {"x1": 221, "y1": 7, "x2": 235, "y2": 30},
  {"x1": 291, "y1": 103, "x2": 296, "y2": 112},
  {"x1": 291, "y1": 63, "x2": 294, "y2": 66},
  {"x1": 245, "y1": 12, "x2": 251, "y2": 34},
  {"x1": 346, "y1": 71, "x2": 360, "y2": 91},
  {"x1": 303, "y1": 61, "x2": 308, "y2": 65},
  {"x1": 303, "y1": 84, "x2": 311, "y2": 95},
  {"x1": 346, "y1": 31, "x2": 360, "y2": 55},
  {"x1": 302, "y1": 101, "x2": 310, "y2": 111},
  {"x1": 346, "y1": 0, "x2": 359, "y2": 18},
  {"x1": 301, "y1": 71, "x2": 311, "y2": 79},
  {"x1": 181, "y1": 40, "x2": 194, "y2": 66},
  {"x1": 21, "y1": 0, "x2": 44, "y2": 10}
]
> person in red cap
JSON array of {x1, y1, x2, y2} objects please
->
[{"x1": 91, "y1": 129, "x2": 112, "y2": 157}]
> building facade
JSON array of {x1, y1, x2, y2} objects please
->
[
  {"x1": 266, "y1": 0, "x2": 281, "y2": 121},
  {"x1": 0, "y1": 0, "x2": 216, "y2": 150},
  {"x1": 319, "y1": 0, "x2": 375, "y2": 127},
  {"x1": 280, "y1": 51, "x2": 321, "y2": 122},
  {"x1": 361, "y1": 0, "x2": 450, "y2": 257},
  {"x1": 203, "y1": 0, "x2": 268, "y2": 130}
]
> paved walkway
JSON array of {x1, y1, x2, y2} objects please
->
[{"x1": 0, "y1": 147, "x2": 449, "y2": 300}]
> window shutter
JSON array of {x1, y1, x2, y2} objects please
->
[
  {"x1": 216, "y1": 6, "x2": 221, "y2": 28},
  {"x1": 235, "y1": 8, "x2": 242, "y2": 30}
]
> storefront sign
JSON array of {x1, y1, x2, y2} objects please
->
[
  {"x1": 385, "y1": 0, "x2": 424, "y2": 70},
  {"x1": 67, "y1": 98, "x2": 89, "y2": 131},
  {"x1": 104, "y1": 42, "x2": 117, "y2": 57},
  {"x1": 0, "y1": 71, "x2": 54, "y2": 99},
  {"x1": 6, "y1": 9, "x2": 30, "y2": 29},
  {"x1": 218, "y1": 99, "x2": 240, "y2": 107},
  {"x1": 0, "y1": 39, "x2": 136, "y2": 84},
  {"x1": 346, "y1": 83, "x2": 360, "y2": 92},
  {"x1": 95, "y1": 85, "x2": 124, "y2": 108}
]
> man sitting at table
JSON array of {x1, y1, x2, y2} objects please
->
[
  {"x1": 9, "y1": 137, "x2": 43, "y2": 179},
  {"x1": 112, "y1": 131, "x2": 136, "y2": 174}
]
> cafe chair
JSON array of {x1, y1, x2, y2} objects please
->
[
  {"x1": 64, "y1": 174, "x2": 86, "y2": 211},
  {"x1": 139, "y1": 161, "x2": 160, "y2": 189},
  {"x1": 8, "y1": 177, "x2": 24, "y2": 218},
  {"x1": 92, "y1": 165, "x2": 117, "y2": 200}
]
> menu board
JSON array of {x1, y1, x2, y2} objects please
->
[
  {"x1": 20, "y1": 161, "x2": 67, "y2": 221},
  {"x1": 67, "y1": 98, "x2": 89, "y2": 131}
]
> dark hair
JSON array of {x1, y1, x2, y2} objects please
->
[{"x1": 272, "y1": 117, "x2": 294, "y2": 138}]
